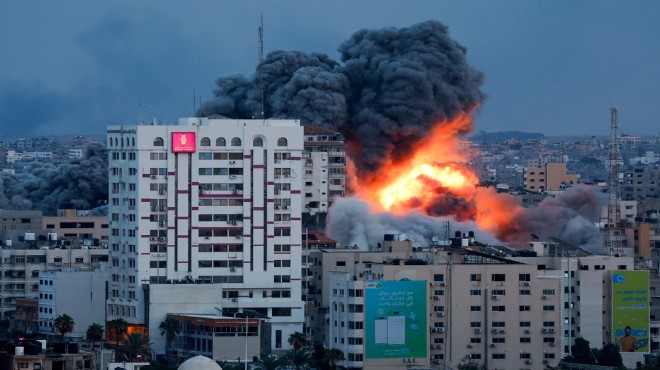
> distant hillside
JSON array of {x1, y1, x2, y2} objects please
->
[{"x1": 469, "y1": 131, "x2": 545, "y2": 143}]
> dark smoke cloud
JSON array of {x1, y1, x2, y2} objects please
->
[
  {"x1": 198, "y1": 21, "x2": 484, "y2": 177},
  {"x1": 0, "y1": 143, "x2": 109, "y2": 215},
  {"x1": 505, "y1": 185, "x2": 606, "y2": 253}
]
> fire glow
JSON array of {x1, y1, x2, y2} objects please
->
[{"x1": 351, "y1": 113, "x2": 524, "y2": 239}]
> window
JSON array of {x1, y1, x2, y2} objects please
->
[
  {"x1": 519, "y1": 273, "x2": 531, "y2": 281},
  {"x1": 470, "y1": 289, "x2": 481, "y2": 296},
  {"x1": 520, "y1": 321, "x2": 531, "y2": 327},
  {"x1": 253, "y1": 137, "x2": 264, "y2": 147},
  {"x1": 470, "y1": 274, "x2": 481, "y2": 282},
  {"x1": 154, "y1": 137, "x2": 164, "y2": 146},
  {"x1": 492, "y1": 306, "x2": 506, "y2": 312},
  {"x1": 216, "y1": 137, "x2": 226, "y2": 146},
  {"x1": 277, "y1": 137, "x2": 288, "y2": 146},
  {"x1": 520, "y1": 337, "x2": 531, "y2": 343},
  {"x1": 519, "y1": 305, "x2": 531, "y2": 311},
  {"x1": 520, "y1": 289, "x2": 531, "y2": 295},
  {"x1": 433, "y1": 274, "x2": 444, "y2": 282},
  {"x1": 543, "y1": 305, "x2": 555, "y2": 311},
  {"x1": 200, "y1": 137, "x2": 211, "y2": 146},
  {"x1": 492, "y1": 353, "x2": 505, "y2": 359},
  {"x1": 470, "y1": 306, "x2": 481, "y2": 312},
  {"x1": 491, "y1": 274, "x2": 505, "y2": 282},
  {"x1": 492, "y1": 337, "x2": 505, "y2": 343},
  {"x1": 470, "y1": 321, "x2": 481, "y2": 328},
  {"x1": 231, "y1": 137, "x2": 241, "y2": 146}
]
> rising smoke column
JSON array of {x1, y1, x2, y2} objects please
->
[
  {"x1": 0, "y1": 143, "x2": 109, "y2": 215},
  {"x1": 198, "y1": 21, "x2": 484, "y2": 178}
]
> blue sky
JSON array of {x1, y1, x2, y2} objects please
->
[{"x1": 2, "y1": 0, "x2": 659, "y2": 138}]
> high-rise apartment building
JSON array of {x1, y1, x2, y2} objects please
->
[{"x1": 106, "y1": 117, "x2": 305, "y2": 355}]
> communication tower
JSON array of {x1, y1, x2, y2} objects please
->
[{"x1": 605, "y1": 107, "x2": 624, "y2": 256}]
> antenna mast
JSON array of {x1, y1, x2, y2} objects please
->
[
  {"x1": 258, "y1": 16, "x2": 265, "y2": 119},
  {"x1": 605, "y1": 106, "x2": 624, "y2": 256}
]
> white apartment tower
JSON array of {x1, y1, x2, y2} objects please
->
[{"x1": 106, "y1": 117, "x2": 304, "y2": 353}]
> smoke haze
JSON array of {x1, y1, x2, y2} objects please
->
[{"x1": 0, "y1": 143, "x2": 109, "y2": 215}]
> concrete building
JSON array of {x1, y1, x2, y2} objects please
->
[
  {"x1": 43, "y1": 209, "x2": 109, "y2": 248},
  {"x1": 524, "y1": 162, "x2": 579, "y2": 193},
  {"x1": 0, "y1": 246, "x2": 109, "y2": 321},
  {"x1": 106, "y1": 117, "x2": 305, "y2": 356},
  {"x1": 622, "y1": 165, "x2": 660, "y2": 201},
  {"x1": 38, "y1": 269, "x2": 110, "y2": 337},
  {"x1": 302, "y1": 126, "x2": 346, "y2": 228},
  {"x1": 0, "y1": 210, "x2": 43, "y2": 246},
  {"x1": 307, "y1": 236, "x2": 638, "y2": 370}
]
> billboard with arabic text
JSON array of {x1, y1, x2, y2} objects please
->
[{"x1": 612, "y1": 270, "x2": 649, "y2": 353}]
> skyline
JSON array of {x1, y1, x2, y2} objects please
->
[{"x1": 2, "y1": 1, "x2": 660, "y2": 138}]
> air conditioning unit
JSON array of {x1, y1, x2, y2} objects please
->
[
  {"x1": 436, "y1": 312, "x2": 444, "y2": 317},
  {"x1": 229, "y1": 160, "x2": 236, "y2": 164},
  {"x1": 490, "y1": 343, "x2": 496, "y2": 348},
  {"x1": 205, "y1": 236, "x2": 210, "y2": 240},
  {"x1": 230, "y1": 266, "x2": 236, "y2": 272},
  {"x1": 284, "y1": 174, "x2": 290, "y2": 178},
  {"x1": 159, "y1": 206, "x2": 166, "y2": 211},
  {"x1": 230, "y1": 175, "x2": 236, "y2": 179},
  {"x1": 491, "y1": 295, "x2": 498, "y2": 300},
  {"x1": 542, "y1": 295, "x2": 547, "y2": 299},
  {"x1": 467, "y1": 344, "x2": 473, "y2": 348},
  {"x1": 235, "y1": 235, "x2": 242, "y2": 239},
  {"x1": 523, "y1": 282, "x2": 530, "y2": 286},
  {"x1": 200, "y1": 189, "x2": 206, "y2": 194},
  {"x1": 550, "y1": 342, "x2": 556, "y2": 347},
  {"x1": 549, "y1": 328, "x2": 555, "y2": 333},
  {"x1": 159, "y1": 221, "x2": 165, "y2": 227},
  {"x1": 499, "y1": 329, "x2": 505, "y2": 334},
  {"x1": 275, "y1": 206, "x2": 280, "y2": 209},
  {"x1": 432, "y1": 296, "x2": 439, "y2": 300},
  {"x1": 237, "y1": 190, "x2": 243, "y2": 194},
  {"x1": 492, "y1": 328, "x2": 498, "y2": 334},
  {"x1": 151, "y1": 175, "x2": 157, "y2": 179},
  {"x1": 524, "y1": 329, "x2": 531, "y2": 334},
  {"x1": 433, "y1": 360, "x2": 441, "y2": 364},
  {"x1": 525, "y1": 360, "x2": 532, "y2": 364},
  {"x1": 149, "y1": 237, "x2": 157, "y2": 241},
  {"x1": 436, "y1": 327, "x2": 444, "y2": 333},
  {"x1": 283, "y1": 205, "x2": 288, "y2": 209},
  {"x1": 159, "y1": 189, "x2": 165, "y2": 195},
  {"x1": 474, "y1": 328, "x2": 482, "y2": 334},
  {"x1": 159, "y1": 237, "x2": 166, "y2": 241},
  {"x1": 275, "y1": 174, "x2": 281, "y2": 178},
  {"x1": 542, "y1": 328, "x2": 549, "y2": 333}
]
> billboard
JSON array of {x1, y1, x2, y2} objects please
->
[
  {"x1": 365, "y1": 280, "x2": 427, "y2": 359},
  {"x1": 172, "y1": 132, "x2": 196, "y2": 153},
  {"x1": 612, "y1": 270, "x2": 650, "y2": 353}
]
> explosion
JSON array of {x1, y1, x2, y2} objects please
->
[{"x1": 350, "y1": 111, "x2": 525, "y2": 240}]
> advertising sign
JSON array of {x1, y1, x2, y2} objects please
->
[
  {"x1": 612, "y1": 270, "x2": 650, "y2": 353},
  {"x1": 365, "y1": 280, "x2": 427, "y2": 359},
  {"x1": 172, "y1": 132, "x2": 196, "y2": 153}
]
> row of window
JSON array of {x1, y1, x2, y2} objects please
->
[
  {"x1": 469, "y1": 321, "x2": 555, "y2": 328},
  {"x1": 468, "y1": 305, "x2": 555, "y2": 312}
]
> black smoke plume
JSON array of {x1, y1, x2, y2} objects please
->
[
  {"x1": 198, "y1": 21, "x2": 485, "y2": 177},
  {"x1": 0, "y1": 143, "x2": 109, "y2": 215}
]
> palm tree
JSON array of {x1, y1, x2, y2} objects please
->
[
  {"x1": 159, "y1": 317, "x2": 181, "y2": 357},
  {"x1": 86, "y1": 323, "x2": 104, "y2": 349},
  {"x1": 287, "y1": 331, "x2": 306, "y2": 350},
  {"x1": 53, "y1": 314, "x2": 75, "y2": 342},
  {"x1": 283, "y1": 349, "x2": 311, "y2": 370},
  {"x1": 121, "y1": 333, "x2": 150, "y2": 361},
  {"x1": 324, "y1": 348, "x2": 344, "y2": 370},
  {"x1": 110, "y1": 318, "x2": 129, "y2": 345},
  {"x1": 256, "y1": 355, "x2": 283, "y2": 370}
]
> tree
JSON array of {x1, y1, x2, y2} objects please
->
[
  {"x1": 86, "y1": 323, "x2": 104, "y2": 349},
  {"x1": 53, "y1": 314, "x2": 75, "y2": 342},
  {"x1": 596, "y1": 342, "x2": 623, "y2": 367},
  {"x1": 565, "y1": 337, "x2": 596, "y2": 365},
  {"x1": 120, "y1": 333, "x2": 150, "y2": 361},
  {"x1": 288, "y1": 331, "x2": 306, "y2": 350},
  {"x1": 256, "y1": 355, "x2": 283, "y2": 370},
  {"x1": 324, "y1": 348, "x2": 344, "y2": 370},
  {"x1": 457, "y1": 356, "x2": 481, "y2": 370},
  {"x1": 283, "y1": 349, "x2": 311, "y2": 370},
  {"x1": 111, "y1": 318, "x2": 129, "y2": 344},
  {"x1": 159, "y1": 317, "x2": 181, "y2": 354}
]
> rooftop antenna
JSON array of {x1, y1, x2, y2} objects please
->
[
  {"x1": 193, "y1": 88, "x2": 197, "y2": 116},
  {"x1": 258, "y1": 15, "x2": 265, "y2": 119}
]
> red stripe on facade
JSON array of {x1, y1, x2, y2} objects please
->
[
  {"x1": 291, "y1": 218, "x2": 301, "y2": 221},
  {"x1": 177, "y1": 190, "x2": 190, "y2": 194},
  {"x1": 191, "y1": 182, "x2": 199, "y2": 186},
  {"x1": 290, "y1": 157, "x2": 302, "y2": 160},
  {"x1": 290, "y1": 190, "x2": 301, "y2": 194},
  {"x1": 254, "y1": 207, "x2": 264, "y2": 211},
  {"x1": 141, "y1": 198, "x2": 151, "y2": 202},
  {"x1": 253, "y1": 164, "x2": 264, "y2": 168}
]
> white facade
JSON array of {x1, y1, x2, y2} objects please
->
[{"x1": 106, "y1": 117, "x2": 305, "y2": 355}]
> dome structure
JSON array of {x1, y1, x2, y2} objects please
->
[{"x1": 178, "y1": 355, "x2": 222, "y2": 370}]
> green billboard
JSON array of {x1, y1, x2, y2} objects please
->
[
  {"x1": 365, "y1": 280, "x2": 427, "y2": 359},
  {"x1": 612, "y1": 270, "x2": 650, "y2": 353}
]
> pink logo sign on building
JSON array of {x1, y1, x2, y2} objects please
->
[{"x1": 172, "y1": 132, "x2": 196, "y2": 153}]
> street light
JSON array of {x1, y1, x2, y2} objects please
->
[{"x1": 241, "y1": 309, "x2": 270, "y2": 370}]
